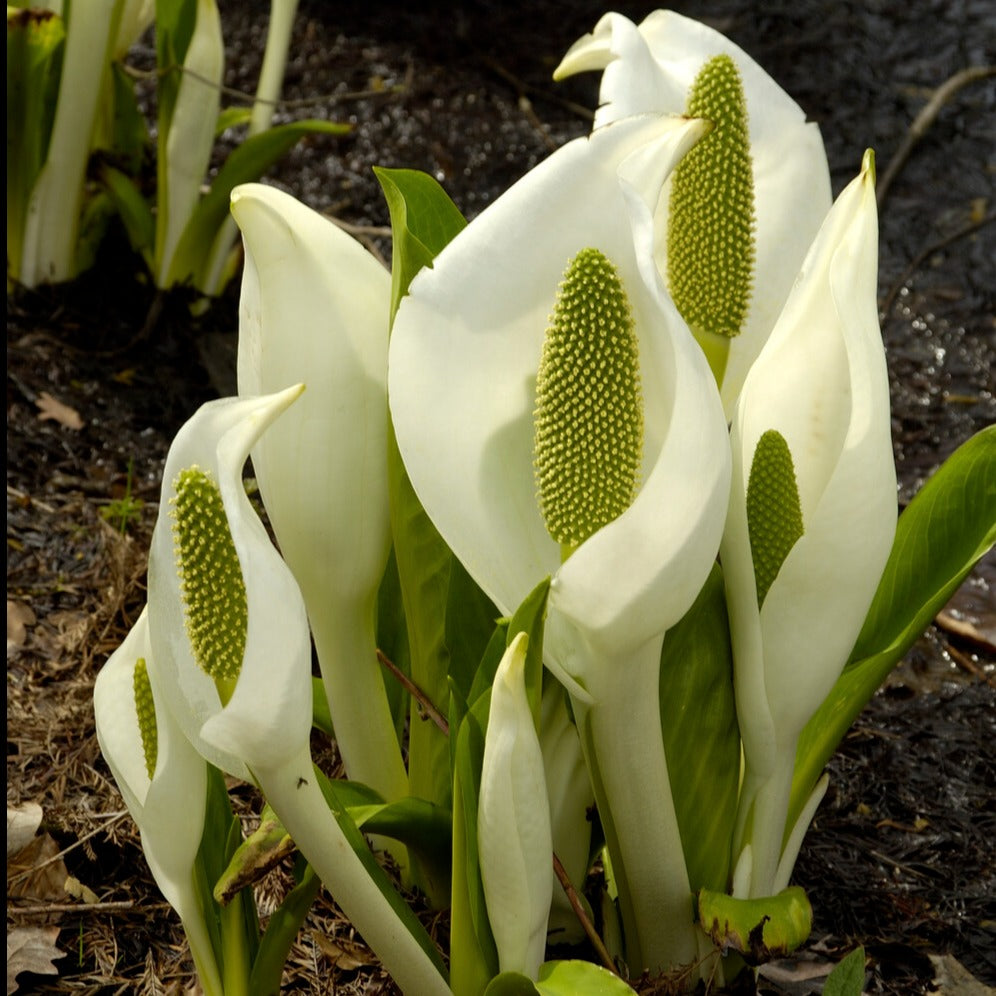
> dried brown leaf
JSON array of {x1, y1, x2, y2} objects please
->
[
  {"x1": 6, "y1": 804, "x2": 43, "y2": 858},
  {"x1": 6, "y1": 602, "x2": 36, "y2": 653},
  {"x1": 6, "y1": 926, "x2": 64, "y2": 995}
]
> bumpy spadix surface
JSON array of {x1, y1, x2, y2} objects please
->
[
  {"x1": 171, "y1": 466, "x2": 247, "y2": 683},
  {"x1": 133, "y1": 658, "x2": 158, "y2": 780},
  {"x1": 534, "y1": 248, "x2": 643, "y2": 551},
  {"x1": 668, "y1": 54, "x2": 755, "y2": 341},
  {"x1": 745, "y1": 429, "x2": 804, "y2": 607}
]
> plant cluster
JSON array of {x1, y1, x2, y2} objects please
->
[
  {"x1": 87, "y1": 9, "x2": 994, "y2": 996},
  {"x1": 6, "y1": 0, "x2": 343, "y2": 295}
]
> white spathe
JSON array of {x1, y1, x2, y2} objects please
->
[
  {"x1": 146, "y1": 386, "x2": 313, "y2": 779},
  {"x1": 231, "y1": 183, "x2": 408, "y2": 806},
  {"x1": 723, "y1": 151, "x2": 896, "y2": 897},
  {"x1": 93, "y1": 608, "x2": 222, "y2": 994},
  {"x1": 555, "y1": 10, "x2": 833, "y2": 414},
  {"x1": 388, "y1": 114, "x2": 731, "y2": 696}
]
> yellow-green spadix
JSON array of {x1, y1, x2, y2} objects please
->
[
  {"x1": 389, "y1": 114, "x2": 731, "y2": 687},
  {"x1": 554, "y1": 9, "x2": 832, "y2": 415}
]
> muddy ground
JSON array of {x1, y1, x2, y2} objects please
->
[{"x1": 6, "y1": 1, "x2": 995, "y2": 993}]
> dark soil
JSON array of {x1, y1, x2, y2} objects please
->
[{"x1": 7, "y1": 1, "x2": 995, "y2": 993}]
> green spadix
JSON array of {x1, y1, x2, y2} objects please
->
[
  {"x1": 668, "y1": 53, "x2": 756, "y2": 385},
  {"x1": 533, "y1": 247, "x2": 643, "y2": 559},
  {"x1": 171, "y1": 466, "x2": 247, "y2": 701}
]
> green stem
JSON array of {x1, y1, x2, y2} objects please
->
[
  {"x1": 220, "y1": 890, "x2": 251, "y2": 996},
  {"x1": 575, "y1": 636, "x2": 698, "y2": 974},
  {"x1": 176, "y1": 880, "x2": 225, "y2": 996},
  {"x1": 312, "y1": 594, "x2": 410, "y2": 872},
  {"x1": 254, "y1": 746, "x2": 450, "y2": 995}
]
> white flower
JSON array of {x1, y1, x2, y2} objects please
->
[
  {"x1": 146, "y1": 387, "x2": 313, "y2": 777},
  {"x1": 555, "y1": 10, "x2": 832, "y2": 414},
  {"x1": 389, "y1": 112, "x2": 732, "y2": 973},
  {"x1": 231, "y1": 183, "x2": 407, "y2": 805},
  {"x1": 723, "y1": 150, "x2": 897, "y2": 895},
  {"x1": 93, "y1": 609, "x2": 222, "y2": 995},
  {"x1": 389, "y1": 113, "x2": 730, "y2": 691}
]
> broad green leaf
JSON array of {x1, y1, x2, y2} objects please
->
[
  {"x1": 376, "y1": 167, "x2": 471, "y2": 871},
  {"x1": 823, "y1": 946, "x2": 866, "y2": 996},
  {"x1": 348, "y1": 797, "x2": 452, "y2": 902},
  {"x1": 659, "y1": 563, "x2": 739, "y2": 893},
  {"x1": 697, "y1": 886, "x2": 811, "y2": 964},
  {"x1": 313, "y1": 767, "x2": 449, "y2": 980},
  {"x1": 789, "y1": 425, "x2": 996, "y2": 832},
  {"x1": 447, "y1": 555, "x2": 502, "y2": 706},
  {"x1": 166, "y1": 119, "x2": 350, "y2": 287},
  {"x1": 374, "y1": 166, "x2": 468, "y2": 321},
  {"x1": 536, "y1": 960, "x2": 638, "y2": 995}
]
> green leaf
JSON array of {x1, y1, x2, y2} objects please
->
[
  {"x1": 536, "y1": 960, "x2": 638, "y2": 995},
  {"x1": 374, "y1": 166, "x2": 467, "y2": 321},
  {"x1": 504, "y1": 579, "x2": 551, "y2": 729},
  {"x1": 697, "y1": 886, "x2": 812, "y2": 965},
  {"x1": 98, "y1": 163, "x2": 155, "y2": 261},
  {"x1": 166, "y1": 118, "x2": 350, "y2": 287},
  {"x1": 6, "y1": 7, "x2": 65, "y2": 282},
  {"x1": 107, "y1": 61, "x2": 147, "y2": 172},
  {"x1": 823, "y1": 946, "x2": 866, "y2": 996},
  {"x1": 248, "y1": 859, "x2": 320, "y2": 996},
  {"x1": 484, "y1": 971, "x2": 539, "y2": 996},
  {"x1": 216, "y1": 105, "x2": 252, "y2": 134},
  {"x1": 659, "y1": 563, "x2": 739, "y2": 893},
  {"x1": 377, "y1": 165, "x2": 475, "y2": 897},
  {"x1": 349, "y1": 797, "x2": 452, "y2": 902},
  {"x1": 789, "y1": 426, "x2": 996, "y2": 832},
  {"x1": 450, "y1": 692, "x2": 500, "y2": 994},
  {"x1": 312, "y1": 767, "x2": 450, "y2": 980}
]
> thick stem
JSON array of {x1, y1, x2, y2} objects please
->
[
  {"x1": 312, "y1": 595, "x2": 410, "y2": 873},
  {"x1": 575, "y1": 636, "x2": 698, "y2": 974},
  {"x1": 175, "y1": 882, "x2": 224, "y2": 996},
  {"x1": 312, "y1": 595, "x2": 409, "y2": 803},
  {"x1": 741, "y1": 743, "x2": 797, "y2": 898},
  {"x1": 256, "y1": 746, "x2": 450, "y2": 996}
]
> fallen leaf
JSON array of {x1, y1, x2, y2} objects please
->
[
  {"x1": 6, "y1": 602, "x2": 36, "y2": 654},
  {"x1": 6, "y1": 804, "x2": 42, "y2": 857},
  {"x1": 313, "y1": 933, "x2": 378, "y2": 971},
  {"x1": 35, "y1": 392, "x2": 84, "y2": 430},
  {"x1": 7, "y1": 833, "x2": 69, "y2": 902},
  {"x1": 6, "y1": 926, "x2": 64, "y2": 994},
  {"x1": 929, "y1": 953, "x2": 994, "y2": 995},
  {"x1": 64, "y1": 875, "x2": 100, "y2": 905}
]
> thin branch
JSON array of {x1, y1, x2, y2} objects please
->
[
  {"x1": 879, "y1": 212, "x2": 994, "y2": 318},
  {"x1": 376, "y1": 650, "x2": 449, "y2": 734},
  {"x1": 552, "y1": 852, "x2": 618, "y2": 975},
  {"x1": 877, "y1": 65, "x2": 996, "y2": 207}
]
